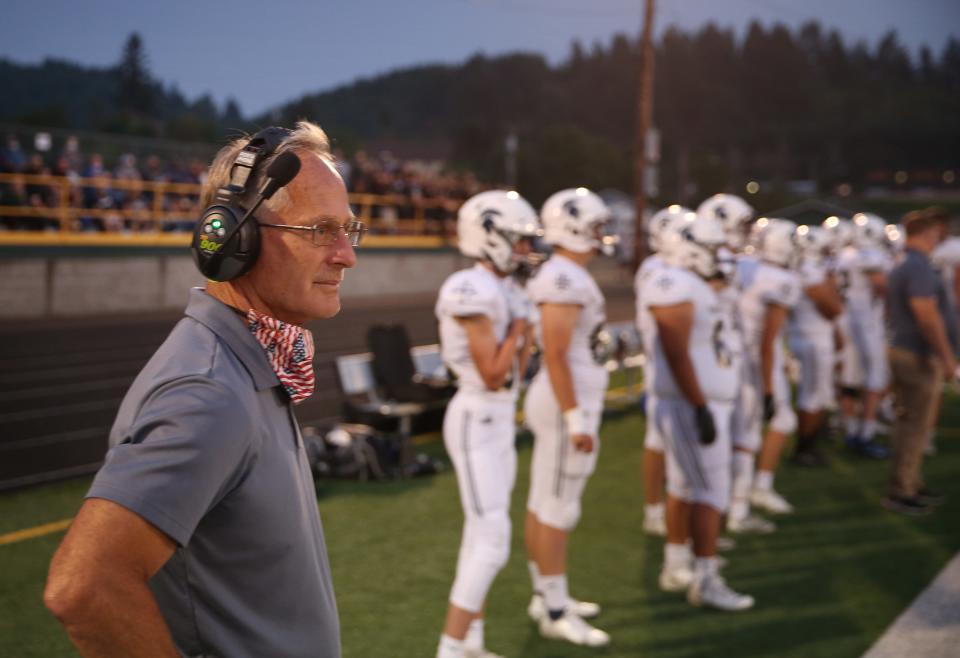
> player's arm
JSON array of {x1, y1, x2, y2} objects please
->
[
  {"x1": 805, "y1": 279, "x2": 844, "y2": 320},
  {"x1": 650, "y1": 302, "x2": 705, "y2": 407},
  {"x1": 44, "y1": 499, "x2": 180, "y2": 658},
  {"x1": 460, "y1": 314, "x2": 527, "y2": 391},
  {"x1": 760, "y1": 303, "x2": 789, "y2": 394},
  {"x1": 910, "y1": 297, "x2": 957, "y2": 374},
  {"x1": 540, "y1": 302, "x2": 594, "y2": 453},
  {"x1": 517, "y1": 322, "x2": 534, "y2": 383}
]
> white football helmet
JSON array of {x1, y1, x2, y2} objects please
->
[
  {"x1": 663, "y1": 214, "x2": 727, "y2": 279},
  {"x1": 795, "y1": 224, "x2": 832, "y2": 262},
  {"x1": 541, "y1": 187, "x2": 618, "y2": 256},
  {"x1": 457, "y1": 190, "x2": 541, "y2": 274},
  {"x1": 753, "y1": 217, "x2": 799, "y2": 268},
  {"x1": 647, "y1": 204, "x2": 694, "y2": 253},
  {"x1": 885, "y1": 223, "x2": 905, "y2": 253},
  {"x1": 822, "y1": 215, "x2": 855, "y2": 252},
  {"x1": 853, "y1": 212, "x2": 888, "y2": 248},
  {"x1": 697, "y1": 194, "x2": 754, "y2": 250}
]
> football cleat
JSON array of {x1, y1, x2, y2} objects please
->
[
  {"x1": 538, "y1": 612, "x2": 611, "y2": 647},
  {"x1": 659, "y1": 565, "x2": 694, "y2": 592},
  {"x1": 527, "y1": 594, "x2": 600, "y2": 622},
  {"x1": 750, "y1": 488, "x2": 795, "y2": 515},
  {"x1": 688, "y1": 573, "x2": 755, "y2": 611},
  {"x1": 728, "y1": 514, "x2": 776, "y2": 534}
]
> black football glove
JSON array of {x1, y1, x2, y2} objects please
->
[
  {"x1": 763, "y1": 393, "x2": 776, "y2": 423},
  {"x1": 694, "y1": 404, "x2": 716, "y2": 445}
]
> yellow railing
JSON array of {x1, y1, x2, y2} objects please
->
[{"x1": 0, "y1": 173, "x2": 462, "y2": 243}]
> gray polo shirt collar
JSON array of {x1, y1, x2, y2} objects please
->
[{"x1": 184, "y1": 287, "x2": 281, "y2": 392}]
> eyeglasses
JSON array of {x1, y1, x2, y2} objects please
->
[{"x1": 259, "y1": 218, "x2": 367, "y2": 247}]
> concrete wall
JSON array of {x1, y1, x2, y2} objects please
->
[{"x1": 0, "y1": 249, "x2": 628, "y2": 320}]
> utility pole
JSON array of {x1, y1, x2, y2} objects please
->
[{"x1": 633, "y1": 0, "x2": 656, "y2": 270}]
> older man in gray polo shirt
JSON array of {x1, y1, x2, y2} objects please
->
[
  {"x1": 884, "y1": 209, "x2": 957, "y2": 516},
  {"x1": 44, "y1": 122, "x2": 360, "y2": 658}
]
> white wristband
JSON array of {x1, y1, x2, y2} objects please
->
[{"x1": 563, "y1": 407, "x2": 588, "y2": 436}]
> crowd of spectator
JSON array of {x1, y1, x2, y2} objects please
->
[{"x1": 0, "y1": 134, "x2": 480, "y2": 234}]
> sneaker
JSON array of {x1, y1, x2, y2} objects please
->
[
  {"x1": 464, "y1": 649, "x2": 506, "y2": 658},
  {"x1": 916, "y1": 488, "x2": 946, "y2": 507},
  {"x1": 750, "y1": 488, "x2": 795, "y2": 515},
  {"x1": 527, "y1": 594, "x2": 600, "y2": 622},
  {"x1": 881, "y1": 495, "x2": 932, "y2": 516},
  {"x1": 538, "y1": 611, "x2": 611, "y2": 647},
  {"x1": 687, "y1": 573, "x2": 755, "y2": 611},
  {"x1": 848, "y1": 436, "x2": 889, "y2": 459},
  {"x1": 727, "y1": 514, "x2": 776, "y2": 534},
  {"x1": 659, "y1": 565, "x2": 694, "y2": 592},
  {"x1": 643, "y1": 513, "x2": 667, "y2": 537}
]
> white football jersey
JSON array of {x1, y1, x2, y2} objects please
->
[
  {"x1": 634, "y1": 253, "x2": 666, "y2": 333},
  {"x1": 436, "y1": 264, "x2": 511, "y2": 394},
  {"x1": 836, "y1": 246, "x2": 890, "y2": 313},
  {"x1": 639, "y1": 266, "x2": 739, "y2": 402},
  {"x1": 527, "y1": 253, "x2": 608, "y2": 394},
  {"x1": 787, "y1": 257, "x2": 834, "y2": 343},
  {"x1": 932, "y1": 237, "x2": 960, "y2": 304},
  {"x1": 737, "y1": 260, "x2": 802, "y2": 355}
]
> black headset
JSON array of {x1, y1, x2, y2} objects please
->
[{"x1": 191, "y1": 127, "x2": 292, "y2": 282}]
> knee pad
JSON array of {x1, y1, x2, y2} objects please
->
[
  {"x1": 536, "y1": 496, "x2": 583, "y2": 532},
  {"x1": 467, "y1": 513, "x2": 512, "y2": 572},
  {"x1": 770, "y1": 403, "x2": 797, "y2": 435}
]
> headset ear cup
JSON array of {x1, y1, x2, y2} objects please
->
[{"x1": 192, "y1": 204, "x2": 260, "y2": 281}]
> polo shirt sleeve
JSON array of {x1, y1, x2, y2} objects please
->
[{"x1": 86, "y1": 376, "x2": 258, "y2": 546}]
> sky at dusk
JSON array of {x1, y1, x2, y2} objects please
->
[{"x1": 2, "y1": 0, "x2": 958, "y2": 117}]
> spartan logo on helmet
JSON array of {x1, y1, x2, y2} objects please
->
[
  {"x1": 480, "y1": 207, "x2": 503, "y2": 231},
  {"x1": 562, "y1": 200, "x2": 581, "y2": 218}
]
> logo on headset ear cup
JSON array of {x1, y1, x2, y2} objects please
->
[{"x1": 191, "y1": 204, "x2": 261, "y2": 281}]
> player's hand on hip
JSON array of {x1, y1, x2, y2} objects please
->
[{"x1": 572, "y1": 433, "x2": 595, "y2": 453}]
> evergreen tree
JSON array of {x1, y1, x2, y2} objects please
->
[{"x1": 117, "y1": 33, "x2": 155, "y2": 115}]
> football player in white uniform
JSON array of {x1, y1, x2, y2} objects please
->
[
  {"x1": 787, "y1": 225, "x2": 844, "y2": 466},
  {"x1": 640, "y1": 214, "x2": 754, "y2": 611},
  {"x1": 434, "y1": 190, "x2": 541, "y2": 658},
  {"x1": 835, "y1": 212, "x2": 892, "y2": 458},
  {"x1": 732, "y1": 219, "x2": 802, "y2": 528},
  {"x1": 636, "y1": 204, "x2": 695, "y2": 537},
  {"x1": 524, "y1": 187, "x2": 615, "y2": 647}
]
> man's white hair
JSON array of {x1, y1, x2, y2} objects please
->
[{"x1": 201, "y1": 120, "x2": 333, "y2": 214}]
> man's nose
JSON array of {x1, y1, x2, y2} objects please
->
[{"x1": 329, "y1": 231, "x2": 357, "y2": 268}]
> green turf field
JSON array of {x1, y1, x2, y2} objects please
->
[{"x1": 1, "y1": 399, "x2": 959, "y2": 658}]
